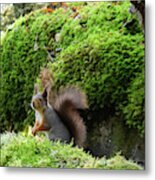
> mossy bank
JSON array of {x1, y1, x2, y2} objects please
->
[
  {"x1": 0, "y1": 2, "x2": 144, "y2": 163},
  {"x1": 0, "y1": 133, "x2": 143, "y2": 169}
]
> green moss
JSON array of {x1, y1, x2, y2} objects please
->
[
  {"x1": 94, "y1": 153, "x2": 142, "y2": 170},
  {"x1": 0, "y1": 133, "x2": 142, "y2": 169},
  {"x1": 0, "y1": 8, "x2": 71, "y2": 132},
  {"x1": 50, "y1": 2, "x2": 144, "y2": 135},
  {"x1": 0, "y1": 1, "x2": 144, "y2": 136},
  {"x1": 121, "y1": 70, "x2": 145, "y2": 135}
]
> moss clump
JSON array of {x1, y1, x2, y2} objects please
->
[
  {"x1": 50, "y1": 2, "x2": 144, "y2": 135},
  {"x1": 0, "y1": 133, "x2": 142, "y2": 169},
  {"x1": 121, "y1": 70, "x2": 145, "y2": 136},
  {"x1": 0, "y1": 8, "x2": 72, "y2": 132},
  {"x1": 0, "y1": 2, "x2": 144, "y2": 136}
]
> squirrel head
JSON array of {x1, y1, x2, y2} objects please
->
[{"x1": 31, "y1": 85, "x2": 48, "y2": 111}]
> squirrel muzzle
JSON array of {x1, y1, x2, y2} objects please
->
[{"x1": 31, "y1": 94, "x2": 47, "y2": 111}]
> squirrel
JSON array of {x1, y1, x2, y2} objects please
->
[{"x1": 31, "y1": 68, "x2": 88, "y2": 147}]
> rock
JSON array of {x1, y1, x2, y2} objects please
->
[{"x1": 86, "y1": 110, "x2": 145, "y2": 166}]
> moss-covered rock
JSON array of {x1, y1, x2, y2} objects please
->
[
  {"x1": 50, "y1": 1, "x2": 144, "y2": 136},
  {"x1": 0, "y1": 7, "x2": 72, "y2": 132},
  {"x1": 0, "y1": 133, "x2": 142, "y2": 169},
  {"x1": 0, "y1": 1, "x2": 144, "y2": 137}
]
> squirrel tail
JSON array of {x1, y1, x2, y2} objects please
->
[
  {"x1": 54, "y1": 87, "x2": 88, "y2": 147},
  {"x1": 39, "y1": 68, "x2": 88, "y2": 147}
]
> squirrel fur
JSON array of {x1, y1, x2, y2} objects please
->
[{"x1": 31, "y1": 68, "x2": 88, "y2": 147}]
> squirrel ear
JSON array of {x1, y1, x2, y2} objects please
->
[
  {"x1": 42, "y1": 87, "x2": 48, "y2": 101},
  {"x1": 34, "y1": 84, "x2": 39, "y2": 95}
]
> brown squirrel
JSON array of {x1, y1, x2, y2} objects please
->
[{"x1": 31, "y1": 68, "x2": 88, "y2": 147}]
